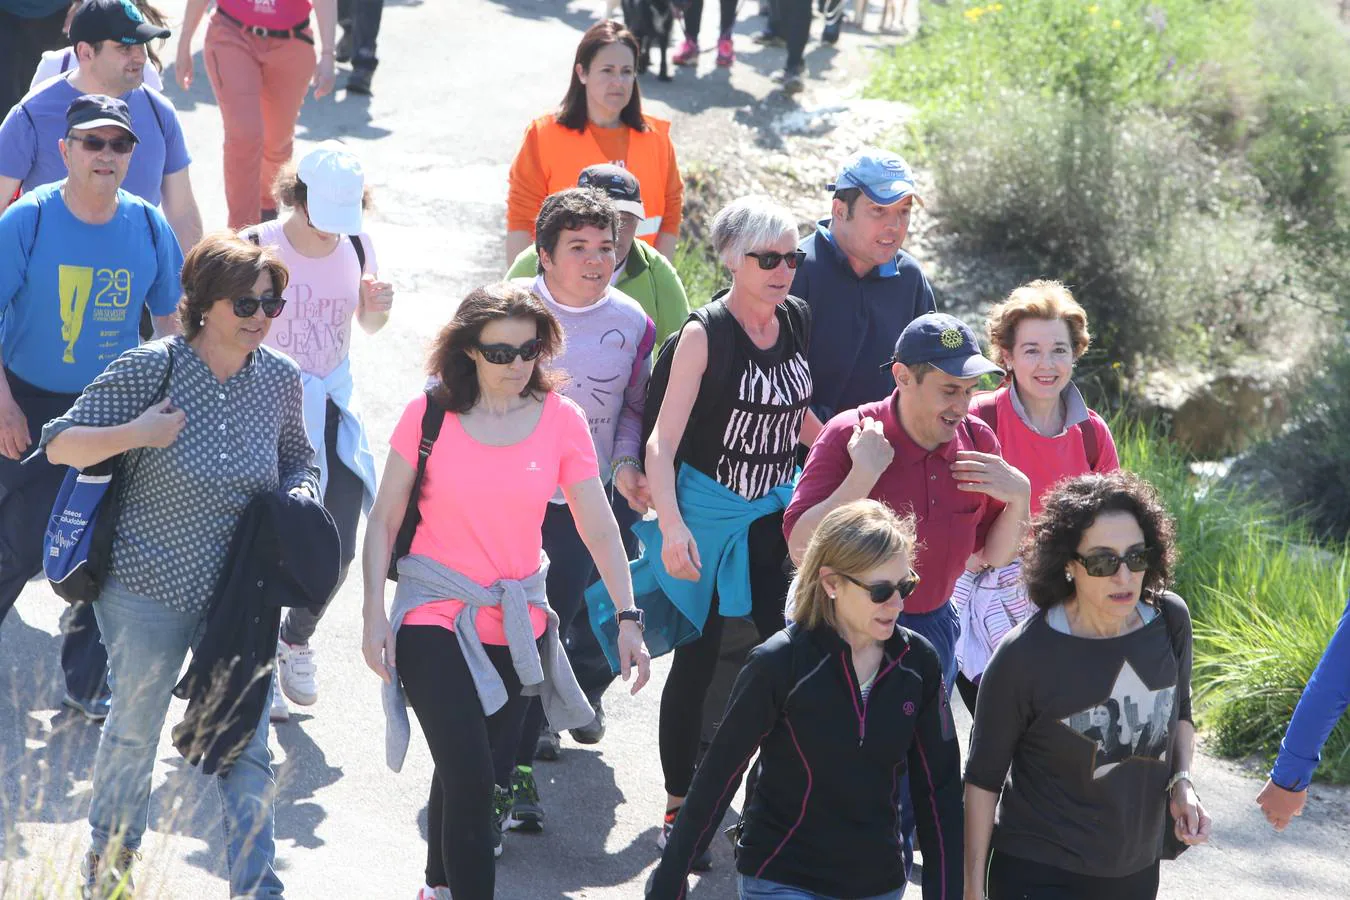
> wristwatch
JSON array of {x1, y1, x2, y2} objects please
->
[
  {"x1": 1165, "y1": 770, "x2": 1194, "y2": 794},
  {"x1": 616, "y1": 607, "x2": 645, "y2": 632}
]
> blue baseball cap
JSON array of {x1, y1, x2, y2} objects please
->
[
  {"x1": 892, "y1": 313, "x2": 1003, "y2": 379},
  {"x1": 827, "y1": 149, "x2": 918, "y2": 205}
]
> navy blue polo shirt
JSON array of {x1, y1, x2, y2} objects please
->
[{"x1": 790, "y1": 219, "x2": 936, "y2": 422}]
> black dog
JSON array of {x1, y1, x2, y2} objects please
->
[{"x1": 622, "y1": 0, "x2": 674, "y2": 82}]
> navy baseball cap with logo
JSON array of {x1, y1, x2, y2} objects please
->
[
  {"x1": 892, "y1": 312, "x2": 1003, "y2": 379},
  {"x1": 66, "y1": 94, "x2": 139, "y2": 141},
  {"x1": 827, "y1": 148, "x2": 918, "y2": 206},
  {"x1": 578, "y1": 164, "x2": 645, "y2": 219},
  {"x1": 70, "y1": 0, "x2": 172, "y2": 47}
]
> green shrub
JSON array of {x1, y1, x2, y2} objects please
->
[
  {"x1": 925, "y1": 96, "x2": 1291, "y2": 370},
  {"x1": 1114, "y1": 418, "x2": 1350, "y2": 782},
  {"x1": 673, "y1": 239, "x2": 724, "y2": 309},
  {"x1": 869, "y1": 0, "x2": 1250, "y2": 116}
]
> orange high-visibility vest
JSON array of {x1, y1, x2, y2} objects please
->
[{"x1": 528, "y1": 113, "x2": 673, "y2": 244}]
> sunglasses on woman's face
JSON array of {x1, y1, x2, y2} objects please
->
[
  {"x1": 839, "y1": 571, "x2": 922, "y2": 604},
  {"x1": 476, "y1": 338, "x2": 545, "y2": 365},
  {"x1": 745, "y1": 249, "x2": 807, "y2": 271},
  {"x1": 1074, "y1": 547, "x2": 1153, "y2": 578},
  {"x1": 68, "y1": 134, "x2": 136, "y2": 154},
  {"x1": 232, "y1": 295, "x2": 286, "y2": 318}
]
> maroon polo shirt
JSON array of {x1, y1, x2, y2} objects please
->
[{"x1": 784, "y1": 390, "x2": 1005, "y2": 614}]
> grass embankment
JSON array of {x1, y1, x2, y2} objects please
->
[
  {"x1": 863, "y1": 0, "x2": 1350, "y2": 781},
  {"x1": 1117, "y1": 419, "x2": 1350, "y2": 782}
]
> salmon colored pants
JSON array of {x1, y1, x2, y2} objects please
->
[{"x1": 203, "y1": 12, "x2": 316, "y2": 229}]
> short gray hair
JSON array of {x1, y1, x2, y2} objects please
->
[{"x1": 710, "y1": 195, "x2": 798, "y2": 268}]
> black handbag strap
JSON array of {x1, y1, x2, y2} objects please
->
[{"x1": 387, "y1": 388, "x2": 446, "y2": 580}]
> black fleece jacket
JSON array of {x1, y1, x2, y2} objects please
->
[{"x1": 648, "y1": 623, "x2": 964, "y2": 900}]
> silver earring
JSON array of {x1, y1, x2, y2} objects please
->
[
  {"x1": 827, "y1": 593, "x2": 836, "y2": 600},
  {"x1": 199, "y1": 315, "x2": 206, "y2": 327},
  {"x1": 1065, "y1": 570, "x2": 1074, "y2": 582}
]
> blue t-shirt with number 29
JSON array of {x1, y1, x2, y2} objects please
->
[{"x1": 0, "y1": 182, "x2": 183, "y2": 393}]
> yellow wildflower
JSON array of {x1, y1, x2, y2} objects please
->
[
  {"x1": 964, "y1": 6, "x2": 984, "y2": 20},
  {"x1": 1087, "y1": 4, "x2": 1099, "y2": 13},
  {"x1": 1112, "y1": 18, "x2": 1121, "y2": 28}
]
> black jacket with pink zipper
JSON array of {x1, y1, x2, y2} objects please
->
[{"x1": 647, "y1": 622, "x2": 964, "y2": 900}]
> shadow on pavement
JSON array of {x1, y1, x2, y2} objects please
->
[
  {"x1": 0, "y1": 614, "x2": 101, "y2": 864},
  {"x1": 486, "y1": 0, "x2": 600, "y2": 32}
]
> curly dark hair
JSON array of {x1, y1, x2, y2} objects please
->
[
  {"x1": 426, "y1": 282, "x2": 565, "y2": 414},
  {"x1": 1022, "y1": 471, "x2": 1178, "y2": 610}
]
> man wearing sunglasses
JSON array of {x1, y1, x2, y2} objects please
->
[
  {"x1": 783, "y1": 312, "x2": 1031, "y2": 880},
  {"x1": 0, "y1": 0, "x2": 201, "y2": 255},
  {"x1": 789, "y1": 149, "x2": 937, "y2": 450},
  {"x1": 0, "y1": 92, "x2": 183, "y2": 722}
]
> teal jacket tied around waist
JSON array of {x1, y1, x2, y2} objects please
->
[{"x1": 585, "y1": 464, "x2": 795, "y2": 671}]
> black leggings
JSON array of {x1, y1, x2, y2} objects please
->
[
  {"x1": 659, "y1": 512, "x2": 790, "y2": 798},
  {"x1": 398, "y1": 626, "x2": 532, "y2": 898},
  {"x1": 282, "y1": 399, "x2": 364, "y2": 645},
  {"x1": 987, "y1": 850, "x2": 1160, "y2": 900},
  {"x1": 683, "y1": 0, "x2": 739, "y2": 41}
]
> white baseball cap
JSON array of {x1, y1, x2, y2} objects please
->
[{"x1": 297, "y1": 140, "x2": 364, "y2": 235}]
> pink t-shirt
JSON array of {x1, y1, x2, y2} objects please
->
[
  {"x1": 253, "y1": 221, "x2": 375, "y2": 378},
  {"x1": 394, "y1": 391, "x2": 599, "y2": 644},
  {"x1": 216, "y1": 0, "x2": 313, "y2": 28}
]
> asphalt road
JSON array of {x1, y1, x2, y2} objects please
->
[{"x1": 1, "y1": 1, "x2": 1347, "y2": 898}]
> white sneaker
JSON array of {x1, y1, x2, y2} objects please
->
[
  {"x1": 269, "y1": 673, "x2": 290, "y2": 723},
  {"x1": 277, "y1": 639, "x2": 318, "y2": 706}
]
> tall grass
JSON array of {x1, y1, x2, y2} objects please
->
[{"x1": 1114, "y1": 418, "x2": 1350, "y2": 781}]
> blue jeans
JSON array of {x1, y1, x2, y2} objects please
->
[
  {"x1": 896, "y1": 600, "x2": 960, "y2": 884},
  {"x1": 739, "y1": 874, "x2": 904, "y2": 899},
  {"x1": 90, "y1": 578, "x2": 283, "y2": 898}
]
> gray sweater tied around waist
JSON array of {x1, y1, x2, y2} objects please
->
[{"x1": 382, "y1": 553, "x2": 594, "y2": 772}]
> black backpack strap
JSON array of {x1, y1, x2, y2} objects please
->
[
  {"x1": 387, "y1": 389, "x2": 447, "y2": 581},
  {"x1": 690, "y1": 297, "x2": 736, "y2": 399},
  {"x1": 348, "y1": 233, "x2": 366, "y2": 271}
]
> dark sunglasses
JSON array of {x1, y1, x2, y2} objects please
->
[
  {"x1": 68, "y1": 134, "x2": 136, "y2": 154},
  {"x1": 839, "y1": 571, "x2": 921, "y2": 604},
  {"x1": 232, "y1": 295, "x2": 287, "y2": 318},
  {"x1": 1075, "y1": 547, "x2": 1153, "y2": 578},
  {"x1": 745, "y1": 249, "x2": 806, "y2": 271},
  {"x1": 477, "y1": 338, "x2": 545, "y2": 365}
]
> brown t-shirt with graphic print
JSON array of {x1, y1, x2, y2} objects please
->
[{"x1": 964, "y1": 591, "x2": 1193, "y2": 879}]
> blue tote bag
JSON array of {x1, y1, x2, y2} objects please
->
[{"x1": 43, "y1": 349, "x2": 174, "y2": 604}]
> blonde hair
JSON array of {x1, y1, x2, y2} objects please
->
[
  {"x1": 985, "y1": 279, "x2": 1091, "y2": 370},
  {"x1": 790, "y1": 500, "x2": 918, "y2": 631}
]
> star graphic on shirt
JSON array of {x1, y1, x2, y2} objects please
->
[{"x1": 1059, "y1": 660, "x2": 1176, "y2": 779}]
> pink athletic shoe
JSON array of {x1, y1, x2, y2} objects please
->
[
  {"x1": 716, "y1": 36, "x2": 734, "y2": 67},
  {"x1": 673, "y1": 39, "x2": 698, "y2": 66}
]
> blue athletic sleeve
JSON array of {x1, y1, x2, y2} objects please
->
[
  {"x1": 0, "y1": 198, "x2": 38, "y2": 324},
  {"x1": 1270, "y1": 596, "x2": 1350, "y2": 791},
  {"x1": 145, "y1": 205, "x2": 184, "y2": 317},
  {"x1": 155, "y1": 93, "x2": 192, "y2": 175},
  {"x1": 0, "y1": 102, "x2": 37, "y2": 182}
]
